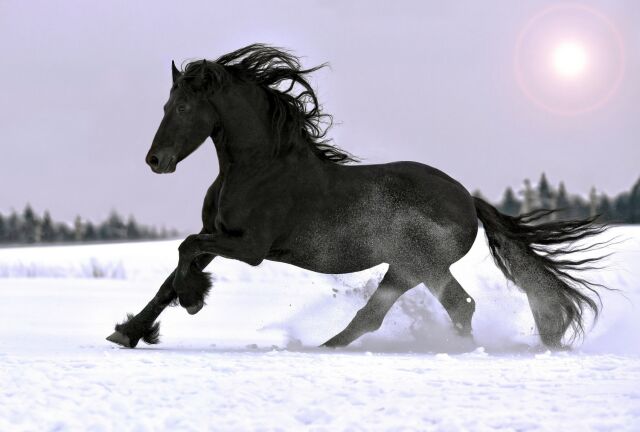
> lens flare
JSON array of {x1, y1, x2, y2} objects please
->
[
  {"x1": 552, "y1": 41, "x2": 588, "y2": 78},
  {"x1": 514, "y1": 4, "x2": 624, "y2": 116}
]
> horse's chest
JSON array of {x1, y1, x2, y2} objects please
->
[{"x1": 212, "y1": 183, "x2": 290, "y2": 234}]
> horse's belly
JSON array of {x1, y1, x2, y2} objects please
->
[
  {"x1": 267, "y1": 232, "x2": 382, "y2": 274},
  {"x1": 267, "y1": 211, "x2": 428, "y2": 274}
]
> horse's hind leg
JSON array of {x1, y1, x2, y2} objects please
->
[
  {"x1": 428, "y1": 271, "x2": 476, "y2": 336},
  {"x1": 322, "y1": 271, "x2": 410, "y2": 348}
]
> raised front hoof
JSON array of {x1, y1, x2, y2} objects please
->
[
  {"x1": 173, "y1": 270, "x2": 212, "y2": 314},
  {"x1": 106, "y1": 331, "x2": 137, "y2": 348},
  {"x1": 185, "y1": 300, "x2": 204, "y2": 315}
]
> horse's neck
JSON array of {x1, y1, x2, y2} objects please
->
[
  {"x1": 215, "y1": 137, "x2": 327, "y2": 180},
  {"x1": 211, "y1": 83, "x2": 324, "y2": 174}
]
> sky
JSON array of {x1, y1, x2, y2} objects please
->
[{"x1": 0, "y1": 0, "x2": 638, "y2": 231}]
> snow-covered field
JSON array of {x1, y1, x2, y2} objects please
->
[{"x1": 1, "y1": 227, "x2": 639, "y2": 431}]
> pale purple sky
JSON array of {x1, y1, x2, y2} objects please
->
[{"x1": 1, "y1": 0, "x2": 638, "y2": 231}]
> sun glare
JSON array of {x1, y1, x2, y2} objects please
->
[
  {"x1": 514, "y1": 4, "x2": 625, "y2": 115},
  {"x1": 552, "y1": 41, "x2": 588, "y2": 78}
]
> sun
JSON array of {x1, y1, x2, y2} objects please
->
[
  {"x1": 552, "y1": 41, "x2": 588, "y2": 79},
  {"x1": 515, "y1": 4, "x2": 624, "y2": 115}
]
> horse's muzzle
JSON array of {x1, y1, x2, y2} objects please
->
[{"x1": 146, "y1": 151, "x2": 177, "y2": 174}]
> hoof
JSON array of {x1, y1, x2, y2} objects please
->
[
  {"x1": 453, "y1": 321, "x2": 473, "y2": 337},
  {"x1": 321, "y1": 334, "x2": 347, "y2": 348},
  {"x1": 185, "y1": 300, "x2": 204, "y2": 315},
  {"x1": 106, "y1": 331, "x2": 135, "y2": 348}
]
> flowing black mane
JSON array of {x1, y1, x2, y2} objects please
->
[{"x1": 181, "y1": 44, "x2": 357, "y2": 164}]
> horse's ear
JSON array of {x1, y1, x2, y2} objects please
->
[{"x1": 171, "y1": 60, "x2": 181, "y2": 83}]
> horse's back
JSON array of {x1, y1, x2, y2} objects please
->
[
  {"x1": 271, "y1": 160, "x2": 478, "y2": 277},
  {"x1": 337, "y1": 161, "x2": 477, "y2": 230}
]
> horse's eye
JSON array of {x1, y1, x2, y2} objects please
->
[{"x1": 177, "y1": 105, "x2": 187, "y2": 114}]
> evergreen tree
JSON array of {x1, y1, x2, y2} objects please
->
[
  {"x1": 126, "y1": 215, "x2": 140, "y2": 240},
  {"x1": 555, "y1": 182, "x2": 571, "y2": 219},
  {"x1": 613, "y1": 193, "x2": 630, "y2": 223},
  {"x1": 597, "y1": 195, "x2": 613, "y2": 222},
  {"x1": 589, "y1": 187, "x2": 598, "y2": 218},
  {"x1": 40, "y1": 211, "x2": 56, "y2": 242},
  {"x1": 22, "y1": 204, "x2": 39, "y2": 243},
  {"x1": 84, "y1": 221, "x2": 98, "y2": 241},
  {"x1": 499, "y1": 187, "x2": 521, "y2": 216},
  {"x1": 74, "y1": 216, "x2": 84, "y2": 242},
  {"x1": 99, "y1": 211, "x2": 127, "y2": 240},
  {"x1": 570, "y1": 196, "x2": 590, "y2": 220},
  {"x1": 55, "y1": 222, "x2": 74, "y2": 242},
  {"x1": 6, "y1": 210, "x2": 20, "y2": 243},
  {"x1": 538, "y1": 173, "x2": 553, "y2": 210},
  {"x1": 108, "y1": 211, "x2": 127, "y2": 239},
  {"x1": 521, "y1": 179, "x2": 536, "y2": 214},
  {"x1": 98, "y1": 221, "x2": 110, "y2": 240},
  {"x1": 555, "y1": 182, "x2": 570, "y2": 208}
]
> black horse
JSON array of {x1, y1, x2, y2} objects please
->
[{"x1": 107, "y1": 44, "x2": 607, "y2": 350}]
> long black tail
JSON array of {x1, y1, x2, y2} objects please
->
[{"x1": 473, "y1": 197, "x2": 610, "y2": 348}]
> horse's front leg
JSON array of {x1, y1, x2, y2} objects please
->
[
  {"x1": 106, "y1": 252, "x2": 217, "y2": 348},
  {"x1": 106, "y1": 268, "x2": 177, "y2": 348},
  {"x1": 172, "y1": 253, "x2": 217, "y2": 315},
  {"x1": 173, "y1": 232, "x2": 267, "y2": 310}
]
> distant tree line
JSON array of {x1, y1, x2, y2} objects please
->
[
  {"x1": 0, "y1": 205, "x2": 180, "y2": 245},
  {"x1": 3, "y1": 174, "x2": 638, "y2": 246},
  {"x1": 474, "y1": 174, "x2": 640, "y2": 224}
]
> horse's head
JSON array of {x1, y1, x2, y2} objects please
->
[
  {"x1": 145, "y1": 60, "x2": 220, "y2": 174},
  {"x1": 146, "y1": 45, "x2": 355, "y2": 173}
]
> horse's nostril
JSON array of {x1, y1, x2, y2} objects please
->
[{"x1": 148, "y1": 155, "x2": 159, "y2": 167}]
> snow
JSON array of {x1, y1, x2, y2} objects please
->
[
  {"x1": 1, "y1": 226, "x2": 639, "y2": 430},
  {"x1": 2, "y1": 348, "x2": 638, "y2": 431}
]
